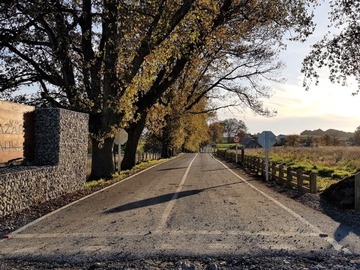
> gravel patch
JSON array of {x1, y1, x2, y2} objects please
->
[{"x1": 1, "y1": 254, "x2": 360, "y2": 269}]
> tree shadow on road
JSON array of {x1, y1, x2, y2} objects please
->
[{"x1": 103, "y1": 181, "x2": 243, "y2": 214}]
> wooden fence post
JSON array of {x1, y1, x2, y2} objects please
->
[
  {"x1": 259, "y1": 158, "x2": 263, "y2": 176},
  {"x1": 262, "y1": 159, "x2": 266, "y2": 178},
  {"x1": 241, "y1": 148, "x2": 245, "y2": 163},
  {"x1": 271, "y1": 163, "x2": 276, "y2": 181},
  {"x1": 310, "y1": 172, "x2": 317, "y2": 194},
  {"x1": 287, "y1": 167, "x2": 292, "y2": 188},
  {"x1": 355, "y1": 173, "x2": 360, "y2": 211},
  {"x1": 279, "y1": 165, "x2": 284, "y2": 185},
  {"x1": 297, "y1": 169, "x2": 303, "y2": 191}
]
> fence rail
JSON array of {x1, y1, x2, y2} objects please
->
[
  {"x1": 135, "y1": 152, "x2": 161, "y2": 164},
  {"x1": 216, "y1": 150, "x2": 317, "y2": 194}
]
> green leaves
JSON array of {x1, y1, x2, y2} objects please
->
[{"x1": 302, "y1": 0, "x2": 360, "y2": 94}]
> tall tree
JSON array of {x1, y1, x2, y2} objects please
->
[
  {"x1": 302, "y1": 1, "x2": 360, "y2": 93},
  {"x1": 209, "y1": 122, "x2": 225, "y2": 144},
  {"x1": 221, "y1": 118, "x2": 247, "y2": 143}
]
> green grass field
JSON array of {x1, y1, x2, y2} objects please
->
[{"x1": 218, "y1": 145, "x2": 360, "y2": 191}]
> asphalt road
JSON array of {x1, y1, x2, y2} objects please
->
[{"x1": 1, "y1": 153, "x2": 359, "y2": 263}]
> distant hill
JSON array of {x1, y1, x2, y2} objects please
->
[{"x1": 300, "y1": 129, "x2": 354, "y2": 140}]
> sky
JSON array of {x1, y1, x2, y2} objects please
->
[{"x1": 218, "y1": 2, "x2": 360, "y2": 136}]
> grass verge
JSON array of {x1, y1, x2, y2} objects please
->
[{"x1": 85, "y1": 159, "x2": 167, "y2": 190}]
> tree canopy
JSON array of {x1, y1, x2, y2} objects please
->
[
  {"x1": 0, "y1": 0, "x2": 317, "y2": 179},
  {"x1": 302, "y1": 1, "x2": 360, "y2": 93}
]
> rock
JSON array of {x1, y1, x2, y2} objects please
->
[
  {"x1": 208, "y1": 263, "x2": 218, "y2": 270},
  {"x1": 175, "y1": 260, "x2": 195, "y2": 270}
]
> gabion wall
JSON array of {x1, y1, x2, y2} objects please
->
[{"x1": 0, "y1": 108, "x2": 88, "y2": 217}]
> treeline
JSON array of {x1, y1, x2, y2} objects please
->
[
  {"x1": 283, "y1": 127, "x2": 360, "y2": 147},
  {"x1": 300, "y1": 129, "x2": 354, "y2": 140}
]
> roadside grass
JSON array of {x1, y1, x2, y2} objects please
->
[
  {"x1": 216, "y1": 143, "x2": 238, "y2": 150},
  {"x1": 85, "y1": 158, "x2": 167, "y2": 190},
  {"x1": 241, "y1": 146, "x2": 360, "y2": 191}
]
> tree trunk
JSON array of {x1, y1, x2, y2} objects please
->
[
  {"x1": 122, "y1": 116, "x2": 146, "y2": 170},
  {"x1": 161, "y1": 140, "x2": 173, "y2": 158},
  {"x1": 88, "y1": 137, "x2": 115, "y2": 180}
]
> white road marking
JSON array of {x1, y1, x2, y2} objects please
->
[
  {"x1": 213, "y1": 156, "x2": 352, "y2": 255},
  {"x1": 7, "y1": 230, "x2": 321, "y2": 239},
  {"x1": 157, "y1": 154, "x2": 198, "y2": 231}
]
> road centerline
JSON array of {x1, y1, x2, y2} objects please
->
[{"x1": 156, "y1": 154, "x2": 198, "y2": 231}]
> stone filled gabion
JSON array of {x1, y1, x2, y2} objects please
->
[{"x1": 0, "y1": 108, "x2": 89, "y2": 218}]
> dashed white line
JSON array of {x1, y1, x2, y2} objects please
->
[{"x1": 156, "y1": 154, "x2": 198, "y2": 231}]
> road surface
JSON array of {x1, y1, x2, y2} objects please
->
[{"x1": 1, "y1": 153, "x2": 359, "y2": 263}]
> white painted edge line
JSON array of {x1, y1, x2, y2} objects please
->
[
  {"x1": 213, "y1": 156, "x2": 352, "y2": 255},
  {"x1": 157, "y1": 153, "x2": 198, "y2": 231},
  {"x1": 3, "y1": 155, "x2": 179, "y2": 240}
]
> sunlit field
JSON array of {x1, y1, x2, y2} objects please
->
[{"x1": 242, "y1": 146, "x2": 360, "y2": 191}]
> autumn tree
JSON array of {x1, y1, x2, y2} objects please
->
[
  {"x1": 209, "y1": 122, "x2": 224, "y2": 144},
  {"x1": 285, "y1": 134, "x2": 301, "y2": 146},
  {"x1": 221, "y1": 118, "x2": 247, "y2": 143},
  {"x1": 302, "y1": 1, "x2": 360, "y2": 93},
  {"x1": 321, "y1": 134, "x2": 342, "y2": 146},
  {"x1": 144, "y1": 96, "x2": 210, "y2": 158},
  {"x1": 182, "y1": 104, "x2": 211, "y2": 153}
]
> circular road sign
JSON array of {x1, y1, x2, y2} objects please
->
[{"x1": 233, "y1": 135, "x2": 240, "y2": 143}]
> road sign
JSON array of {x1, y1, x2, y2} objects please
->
[
  {"x1": 258, "y1": 131, "x2": 276, "y2": 182},
  {"x1": 114, "y1": 129, "x2": 128, "y2": 173},
  {"x1": 233, "y1": 135, "x2": 240, "y2": 143},
  {"x1": 258, "y1": 131, "x2": 276, "y2": 149},
  {"x1": 115, "y1": 129, "x2": 128, "y2": 145}
]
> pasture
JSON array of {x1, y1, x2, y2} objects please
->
[{"x1": 241, "y1": 146, "x2": 360, "y2": 191}]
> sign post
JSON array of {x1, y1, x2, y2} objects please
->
[
  {"x1": 114, "y1": 129, "x2": 128, "y2": 173},
  {"x1": 233, "y1": 135, "x2": 240, "y2": 163},
  {"x1": 257, "y1": 131, "x2": 276, "y2": 181}
]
